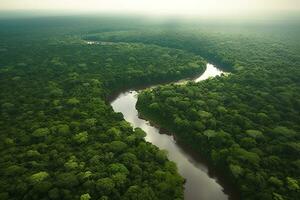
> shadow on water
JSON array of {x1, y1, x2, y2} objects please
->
[{"x1": 110, "y1": 63, "x2": 239, "y2": 200}]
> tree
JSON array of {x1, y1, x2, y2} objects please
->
[
  {"x1": 64, "y1": 157, "x2": 79, "y2": 170},
  {"x1": 48, "y1": 188, "x2": 60, "y2": 199},
  {"x1": 80, "y1": 193, "x2": 91, "y2": 200},
  {"x1": 73, "y1": 131, "x2": 88, "y2": 144},
  {"x1": 229, "y1": 164, "x2": 243, "y2": 178},
  {"x1": 123, "y1": 185, "x2": 158, "y2": 200},
  {"x1": 203, "y1": 129, "x2": 217, "y2": 139},
  {"x1": 268, "y1": 176, "x2": 283, "y2": 187},
  {"x1": 134, "y1": 128, "x2": 146, "y2": 140},
  {"x1": 272, "y1": 126, "x2": 296, "y2": 138},
  {"x1": 96, "y1": 178, "x2": 115, "y2": 194},
  {"x1": 112, "y1": 173, "x2": 127, "y2": 187},
  {"x1": 67, "y1": 98, "x2": 80, "y2": 106},
  {"x1": 32, "y1": 128, "x2": 50, "y2": 137},
  {"x1": 57, "y1": 173, "x2": 79, "y2": 188},
  {"x1": 109, "y1": 141, "x2": 127, "y2": 153},
  {"x1": 29, "y1": 171, "x2": 49, "y2": 183},
  {"x1": 57, "y1": 124, "x2": 70, "y2": 135},
  {"x1": 245, "y1": 130, "x2": 263, "y2": 139},
  {"x1": 286, "y1": 177, "x2": 299, "y2": 191},
  {"x1": 109, "y1": 163, "x2": 129, "y2": 175},
  {"x1": 85, "y1": 118, "x2": 97, "y2": 127}
]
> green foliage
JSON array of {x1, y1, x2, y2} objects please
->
[
  {"x1": 203, "y1": 130, "x2": 218, "y2": 138},
  {"x1": 123, "y1": 185, "x2": 158, "y2": 200},
  {"x1": 67, "y1": 98, "x2": 80, "y2": 105},
  {"x1": 109, "y1": 141, "x2": 128, "y2": 153},
  {"x1": 109, "y1": 163, "x2": 129, "y2": 175},
  {"x1": 80, "y1": 193, "x2": 91, "y2": 200},
  {"x1": 245, "y1": 130, "x2": 263, "y2": 138},
  {"x1": 229, "y1": 164, "x2": 243, "y2": 178},
  {"x1": 85, "y1": 118, "x2": 97, "y2": 127},
  {"x1": 48, "y1": 188, "x2": 60, "y2": 199},
  {"x1": 96, "y1": 178, "x2": 115, "y2": 194},
  {"x1": 26, "y1": 150, "x2": 41, "y2": 158},
  {"x1": 57, "y1": 124, "x2": 70, "y2": 135},
  {"x1": 268, "y1": 177, "x2": 283, "y2": 187},
  {"x1": 134, "y1": 128, "x2": 147, "y2": 139},
  {"x1": 1, "y1": 15, "x2": 299, "y2": 200},
  {"x1": 286, "y1": 177, "x2": 300, "y2": 191},
  {"x1": 32, "y1": 128, "x2": 50, "y2": 137},
  {"x1": 135, "y1": 20, "x2": 300, "y2": 199},
  {"x1": 73, "y1": 131, "x2": 89, "y2": 144},
  {"x1": 30, "y1": 172, "x2": 49, "y2": 183},
  {"x1": 0, "y1": 17, "x2": 197, "y2": 200},
  {"x1": 64, "y1": 157, "x2": 80, "y2": 170}
]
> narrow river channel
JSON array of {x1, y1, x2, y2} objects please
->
[{"x1": 110, "y1": 63, "x2": 232, "y2": 200}]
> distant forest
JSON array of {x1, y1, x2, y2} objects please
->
[{"x1": 0, "y1": 16, "x2": 299, "y2": 200}]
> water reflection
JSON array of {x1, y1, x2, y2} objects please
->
[
  {"x1": 195, "y1": 63, "x2": 224, "y2": 82},
  {"x1": 110, "y1": 63, "x2": 231, "y2": 200}
]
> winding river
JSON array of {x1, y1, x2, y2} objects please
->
[{"x1": 110, "y1": 63, "x2": 233, "y2": 200}]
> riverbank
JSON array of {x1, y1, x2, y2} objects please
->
[
  {"x1": 110, "y1": 63, "x2": 238, "y2": 200},
  {"x1": 106, "y1": 63, "x2": 206, "y2": 102},
  {"x1": 136, "y1": 102, "x2": 239, "y2": 200}
]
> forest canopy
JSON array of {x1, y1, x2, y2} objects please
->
[
  {"x1": 135, "y1": 20, "x2": 300, "y2": 200},
  {"x1": 0, "y1": 17, "x2": 209, "y2": 200},
  {"x1": 0, "y1": 15, "x2": 299, "y2": 200}
]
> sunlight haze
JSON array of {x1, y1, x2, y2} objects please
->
[{"x1": 1, "y1": 0, "x2": 299, "y2": 16}]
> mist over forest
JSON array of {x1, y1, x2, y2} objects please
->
[{"x1": 0, "y1": 1, "x2": 299, "y2": 200}]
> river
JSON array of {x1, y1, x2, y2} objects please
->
[{"x1": 110, "y1": 63, "x2": 233, "y2": 200}]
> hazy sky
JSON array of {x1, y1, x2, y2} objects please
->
[{"x1": 1, "y1": 0, "x2": 299, "y2": 16}]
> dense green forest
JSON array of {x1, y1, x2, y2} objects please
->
[
  {"x1": 0, "y1": 17, "x2": 207, "y2": 200},
  {"x1": 87, "y1": 20, "x2": 300, "y2": 199},
  {"x1": 0, "y1": 15, "x2": 299, "y2": 200},
  {"x1": 135, "y1": 21, "x2": 300, "y2": 200}
]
